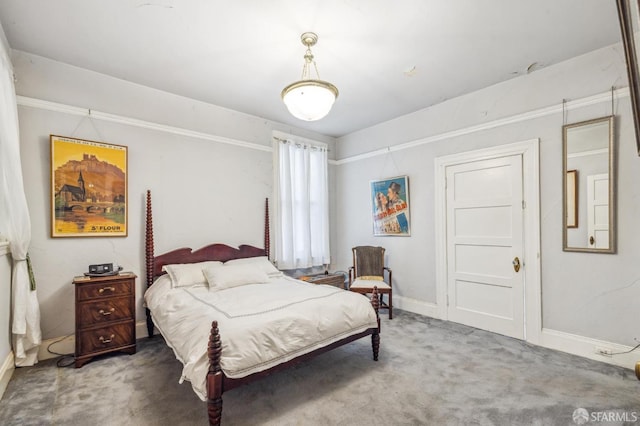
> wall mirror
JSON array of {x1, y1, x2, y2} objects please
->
[
  {"x1": 563, "y1": 116, "x2": 616, "y2": 253},
  {"x1": 617, "y1": 0, "x2": 640, "y2": 156}
]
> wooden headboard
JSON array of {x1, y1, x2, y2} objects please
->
[{"x1": 145, "y1": 190, "x2": 270, "y2": 288}]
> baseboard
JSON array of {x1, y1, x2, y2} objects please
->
[
  {"x1": 38, "y1": 321, "x2": 156, "y2": 362},
  {"x1": 137, "y1": 320, "x2": 158, "y2": 339},
  {"x1": 394, "y1": 296, "x2": 440, "y2": 319},
  {"x1": 0, "y1": 351, "x2": 15, "y2": 400},
  {"x1": 539, "y1": 328, "x2": 637, "y2": 371}
]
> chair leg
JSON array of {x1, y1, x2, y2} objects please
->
[{"x1": 388, "y1": 292, "x2": 393, "y2": 319}]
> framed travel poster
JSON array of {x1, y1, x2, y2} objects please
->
[
  {"x1": 370, "y1": 175, "x2": 410, "y2": 236},
  {"x1": 50, "y1": 135, "x2": 128, "y2": 237}
]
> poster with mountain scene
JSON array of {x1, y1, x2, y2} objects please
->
[{"x1": 51, "y1": 135, "x2": 127, "y2": 237}]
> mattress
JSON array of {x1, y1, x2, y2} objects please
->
[{"x1": 144, "y1": 274, "x2": 378, "y2": 400}]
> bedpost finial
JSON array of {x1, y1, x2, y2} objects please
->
[
  {"x1": 371, "y1": 286, "x2": 381, "y2": 332},
  {"x1": 371, "y1": 286, "x2": 380, "y2": 312},
  {"x1": 208, "y1": 321, "x2": 222, "y2": 373}
]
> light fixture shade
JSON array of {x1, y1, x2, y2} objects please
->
[
  {"x1": 282, "y1": 32, "x2": 339, "y2": 121},
  {"x1": 281, "y1": 79, "x2": 339, "y2": 121}
]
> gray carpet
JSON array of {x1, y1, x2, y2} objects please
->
[{"x1": 1, "y1": 311, "x2": 638, "y2": 426}]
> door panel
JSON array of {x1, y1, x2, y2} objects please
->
[
  {"x1": 446, "y1": 155, "x2": 524, "y2": 339},
  {"x1": 455, "y1": 244, "x2": 513, "y2": 278},
  {"x1": 453, "y1": 164, "x2": 513, "y2": 199},
  {"x1": 454, "y1": 206, "x2": 512, "y2": 237},
  {"x1": 455, "y1": 280, "x2": 514, "y2": 319}
]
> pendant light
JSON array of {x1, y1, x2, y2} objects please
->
[{"x1": 281, "y1": 32, "x2": 339, "y2": 121}]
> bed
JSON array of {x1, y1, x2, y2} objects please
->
[{"x1": 143, "y1": 191, "x2": 381, "y2": 426}]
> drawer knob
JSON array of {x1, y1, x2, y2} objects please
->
[
  {"x1": 99, "y1": 308, "x2": 115, "y2": 316},
  {"x1": 98, "y1": 286, "x2": 115, "y2": 294},
  {"x1": 99, "y1": 334, "x2": 115, "y2": 344}
]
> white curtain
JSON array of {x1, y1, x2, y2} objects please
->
[
  {"x1": 0, "y1": 39, "x2": 41, "y2": 366},
  {"x1": 275, "y1": 136, "x2": 330, "y2": 270}
]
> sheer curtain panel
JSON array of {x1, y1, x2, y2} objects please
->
[
  {"x1": 0, "y1": 38, "x2": 41, "y2": 366},
  {"x1": 274, "y1": 134, "x2": 330, "y2": 270}
]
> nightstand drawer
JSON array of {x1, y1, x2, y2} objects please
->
[
  {"x1": 300, "y1": 274, "x2": 345, "y2": 289},
  {"x1": 78, "y1": 322, "x2": 134, "y2": 355},
  {"x1": 77, "y1": 279, "x2": 133, "y2": 301},
  {"x1": 78, "y1": 296, "x2": 133, "y2": 327}
]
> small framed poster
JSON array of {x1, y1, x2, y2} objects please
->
[
  {"x1": 370, "y1": 175, "x2": 410, "y2": 236},
  {"x1": 566, "y1": 169, "x2": 578, "y2": 228},
  {"x1": 50, "y1": 135, "x2": 128, "y2": 237}
]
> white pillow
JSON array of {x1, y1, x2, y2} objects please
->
[
  {"x1": 204, "y1": 263, "x2": 269, "y2": 291},
  {"x1": 162, "y1": 261, "x2": 223, "y2": 288},
  {"x1": 224, "y1": 256, "x2": 282, "y2": 277}
]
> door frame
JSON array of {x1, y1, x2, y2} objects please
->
[{"x1": 434, "y1": 139, "x2": 541, "y2": 344}]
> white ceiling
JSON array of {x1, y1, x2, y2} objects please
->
[{"x1": 0, "y1": 1, "x2": 623, "y2": 137}]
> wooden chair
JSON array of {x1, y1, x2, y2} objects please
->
[{"x1": 348, "y1": 246, "x2": 392, "y2": 319}]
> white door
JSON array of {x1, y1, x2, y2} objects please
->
[
  {"x1": 445, "y1": 154, "x2": 524, "y2": 339},
  {"x1": 587, "y1": 173, "x2": 609, "y2": 249}
]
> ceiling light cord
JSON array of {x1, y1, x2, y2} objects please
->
[
  {"x1": 301, "y1": 46, "x2": 323, "y2": 81},
  {"x1": 302, "y1": 47, "x2": 313, "y2": 77}
]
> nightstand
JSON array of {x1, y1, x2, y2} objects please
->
[
  {"x1": 300, "y1": 273, "x2": 346, "y2": 289},
  {"x1": 73, "y1": 273, "x2": 137, "y2": 368}
]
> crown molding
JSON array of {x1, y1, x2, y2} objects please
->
[{"x1": 336, "y1": 87, "x2": 629, "y2": 165}]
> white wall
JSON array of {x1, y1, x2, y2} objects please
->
[
  {"x1": 9, "y1": 39, "x2": 640, "y2": 370},
  {"x1": 12, "y1": 50, "x2": 335, "y2": 343},
  {"x1": 334, "y1": 43, "x2": 640, "y2": 365}
]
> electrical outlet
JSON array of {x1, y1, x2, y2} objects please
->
[{"x1": 595, "y1": 346, "x2": 613, "y2": 356}]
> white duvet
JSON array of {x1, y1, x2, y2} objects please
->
[{"x1": 144, "y1": 275, "x2": 379, "y2": 400}]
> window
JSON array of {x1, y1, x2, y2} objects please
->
[{"x1": 273, "y1": 131, "x2": 329, "y2": 270}]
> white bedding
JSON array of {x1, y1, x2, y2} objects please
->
[{"x1": 144, "y1": 274, "x2": 379, "y2": 400}]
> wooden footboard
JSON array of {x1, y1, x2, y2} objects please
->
[{"x1": 205, "y1": 287, "x2": 381, "y2": 426}]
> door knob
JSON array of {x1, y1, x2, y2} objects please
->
[
  {"x1": 589, "y1": 236, "x2": 595, "y2": 245},
  {"x1": 512, "y1": 257, "x2": 521, "y2": 273}
]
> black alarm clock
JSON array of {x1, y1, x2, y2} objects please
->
[{"x1": 84, "y1": 263, "x2": 121, "y2": 277}]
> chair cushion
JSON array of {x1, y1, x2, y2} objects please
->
[
  {"x1": 359, "y1": 275, "x2": 383, "y2": 281},
  {"x1": 350, "y1": 278, "x2": 391, "y2": 290}
]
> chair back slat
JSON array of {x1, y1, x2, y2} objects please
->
[{"x1": 353, "y1": 246, "x2": 385, "y2": 278}]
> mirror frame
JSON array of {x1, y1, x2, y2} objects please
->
[
  {"x1": 562, "y1": 115, "x2": 616, "y2": 253},
  {"x1": 616, "y1": 0, "x2": 640, "y2": 156}
]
